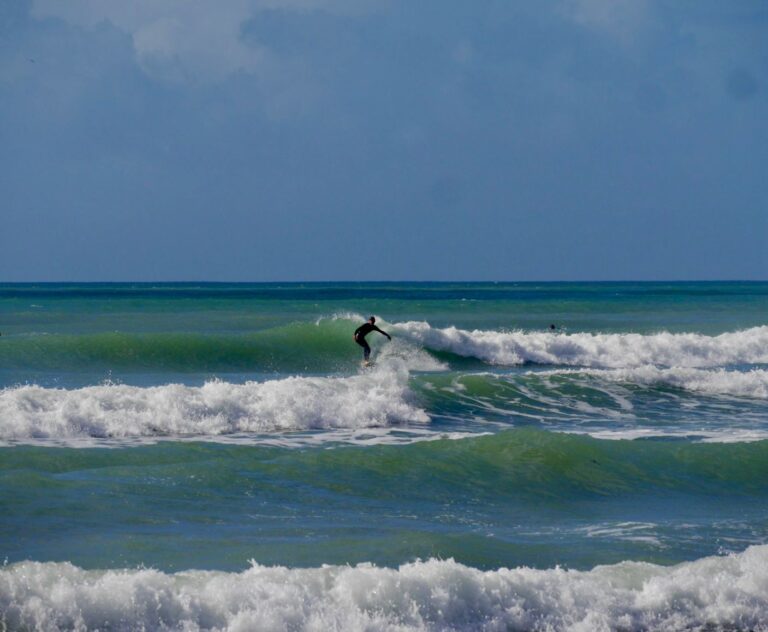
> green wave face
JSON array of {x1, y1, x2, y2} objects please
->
[
  {"x1": 0, "y1": 319, "x2": 363, "y2": 372},
  {"x1": 5, "y1": 430, "x2": 768, "y2": 501},
  {"x1": 260, "y1": 429, "x2": 768, "y2": 500},
  {"x1": 3, "y1": 430, "x2": 767, "y2": 571}
]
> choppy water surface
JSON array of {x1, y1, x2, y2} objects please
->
[{"x1": 2, "y1": 282, "x2": 768, "y2": 631}]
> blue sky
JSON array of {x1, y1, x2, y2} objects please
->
[{"x1": 1, "y1": 0, "x2": 766, "y2": 281}]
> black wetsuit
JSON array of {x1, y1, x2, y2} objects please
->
[{"x1": 354, "y1": 322, "x2": 390, "y2": 360}]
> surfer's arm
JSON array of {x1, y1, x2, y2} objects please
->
[{"x1": 375, "y1": 326, "x2": 391, "y2": 340}]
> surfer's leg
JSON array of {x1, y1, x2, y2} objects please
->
[{"x1": 356, "y1": 338, "x2": 371, "y2": 360}]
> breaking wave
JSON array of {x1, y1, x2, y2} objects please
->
[
  {"x1": 3, "y1": 545, "x2": 768, "y2": 631},
  {"x1": 394, "y1": 322, "x2": 768, "y2": 368},
  {"x1": 0, "y1": 362, "x2": 429, "y2": 441}
]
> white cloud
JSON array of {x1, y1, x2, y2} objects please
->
[
  {"x1": 31, "y1": 0, "x2": 382, "y2": 83},
  {"x1": 32, "y1": 0, "x2": 259, "y2": 82}
]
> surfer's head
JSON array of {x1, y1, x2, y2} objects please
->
[{"x1": 369, "y1": 316, "x2": 376, "y2": 323}]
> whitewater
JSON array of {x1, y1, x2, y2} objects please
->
[
  {"x1": 4, "y1": 545, "x2": 768, "y2": 631},
  {"x1": 393, "y1": 321, "x2": 768, "y2": 368},
  {"x1": 2, "y1": 282, "x2": 768, "y2": 631},
  {"x1": 0, "y1": 363, "x2": 428, "y2": 441}
]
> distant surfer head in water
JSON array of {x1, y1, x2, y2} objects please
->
[{"x1": 354, "y1": 317, "x2": 391, "y2": 362}]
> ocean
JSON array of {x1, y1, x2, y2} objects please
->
[{"x1": 1, "y1": 281, "x2": 768, "y2": 631}]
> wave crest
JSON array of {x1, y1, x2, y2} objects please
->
[
  {"x1": 3, "y1": 546, "x2": 768, "y2": 631},
  {"x1": 0, "y1": 364, "x2": 428, "y2": 441},
  {"x1": 395, "y1": 322, "x2": 768, "y2": 368}
]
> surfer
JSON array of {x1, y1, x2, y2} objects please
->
[{"x1": 354, "y1": 316, "x2": 391, "y2": 363}]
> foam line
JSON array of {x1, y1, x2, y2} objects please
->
[
  {"x1": 394, "y1": 322, "x2": 768, "y2": 368},
  {"x1": 0, "y1": 362, "x2": 428, "y2": 441},
  {"x1": 2, "y1": 546, "x2": 768, "y2": 631},
  {"x1": 580, "y1": 366, "x2": 768, "y2": 399}
]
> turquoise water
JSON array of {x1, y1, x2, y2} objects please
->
[{"x1": 2, "y1": 282, "x2": 768, "y2": 630}]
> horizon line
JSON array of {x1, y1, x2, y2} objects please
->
[{"x1": 1, "y1": 279, "x2": 767, "y2": 284}]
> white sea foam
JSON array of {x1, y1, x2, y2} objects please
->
[
  {"x1": 537, "y1": 366, "x2": 768, "y2": 400},
  {"x1": 394, "y1": 322, "x2": 768, "y2": 368},
  {"x1": 0, "y1": 361, "x2": 429, "y2": 442},
  {"x1": 590, "y1": 366, "x2": 768, "y2": 399},
  {"x1": 581, "y1": 522, "x2": 664, "y2": 547},
  {"x1": 375, "y1": 338, "x2": 448, "y2": 372},
  {"x1": 563, "y1": 427, "x2": 768, "y2": 443},
  {"x1": 3, "y1": 546, "x2": 768, "y2": 631}
]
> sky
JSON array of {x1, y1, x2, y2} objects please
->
[{"x1": 1, "y1": 0, "x2": 767, "y2": 281}]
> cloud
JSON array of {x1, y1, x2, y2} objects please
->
[
  {"x1": 4, "y1": 0, "x2": 767, "y2": 280},
  {"x1": 30, "y1": 1, "x2": 255, "y2": 82},
  {"x1": 30, "y1": 0, "x2": 382, "y2": 83}
]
